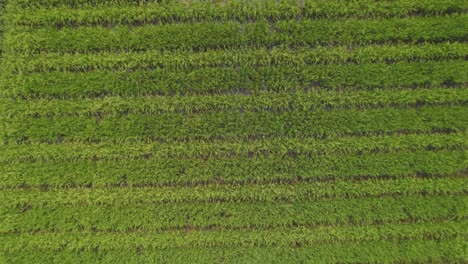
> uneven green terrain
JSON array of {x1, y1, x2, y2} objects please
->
[{"x1": 0, "y1": 0, "x2": 467, "y2": 263}]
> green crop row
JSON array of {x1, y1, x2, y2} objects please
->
[
  {"x1": 1, "y1": 221, "x2": 465, "y2": 250},
  {"x1": 1, "y1": 87, "x2": 466, "y2": 119},
  {"x1": 0, "y1": 0, "x2": 4, "y2": 58},
  {"x1": 3, "y1": 15, "x2": 466, "y2": 54},
  {"x1": 1, "y1": 150, "x2": 465, "y2": 188},
  {"x1": 1, "y1": 195, "x2": 465, "y2": 232},
  {"x1": 3, "y1": 239, "x2": 464, "y2": 264},
  {"x1": 2, "y1": 106, "x2": 465, "y2": 144},
  {"x1": 1, "y1": 176, "x2": 465, "y2": 208},
  {"x1": 6, "y1": 0, "x2": 466, "y2": 27},
  {"x1": 1, "y1": 1, "x2": 467, "y2": 263},
  {"x1": 2, "y1": 61, "x2": 465, "y2": 98},
  {"x1": 7, "y1": 0, "x2": 164, "y2": 8},
  {"x1": 3, "y1": 42, "x2": 466, "y2": 74},
  {"x1": 3, "y1": 239, "x2": 466, "y2": 264},
  {"x1": 0, "y1": 132, "x2": 465, "y2": 163}
]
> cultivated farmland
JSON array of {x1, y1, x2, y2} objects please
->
[{"x1": 0, "y1": 0, "x2": 467, "y2": 263}]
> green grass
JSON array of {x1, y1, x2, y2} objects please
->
[{"x1": 0, "y1": 0, "x2": 467, "y2": 263}]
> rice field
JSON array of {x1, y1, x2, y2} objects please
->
[{"x1": 0, "y1": 0, "x2": 467, "y2": 263}]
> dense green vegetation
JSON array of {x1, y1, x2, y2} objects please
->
[{"x1": 0, "y1": 0, "x2": 467, "y2": 263}]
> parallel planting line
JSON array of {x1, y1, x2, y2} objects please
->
[
  {"x1": 1, "y1": 87, "x2": 465, "y2": 118},
  {"x1": 8, "y1": 0, "x2": 466, "y2": 11},
  {"x1": 2, "y1": 106, "x2": 465, "y2": 144},
  {"x1": 1, "y1": 195, "x2": 466, "y2": 232},
  {"x1": 0, "y1": 132, "x2": 465, "y2": 163},
  {"x1": 6, "y1": 0, "x2": 165, "y2": 8},
  {"x1": 2, "y1": 129, "x2": 463, "y2": 146},
  {"x1": 3, "y1": 15, "x2": 466, "y2": 54},
  {"x1": 1, "y1": 171, "x2": 465, "y2": 191},
  {"x1": 0, "y1": 1, "x2": 466, "y2": 263},
  {"x1": 2, "y1": 61, "x2": 466, "y2": 98},
  {"x1": 6, "y1": 0, "x2": 467, "y2": 27},
  {"x1": 3, "y1": 42, "x2": 467, "y2": 74},
  {"x1": 1, "y1": 221, "x2": 465, "y2": 249},
  {"x1": 1, "y1": 176, "x2": 465, "y2": 207},
  {"x1": 2, "y1": 218, "x2": 465, "y2": 236},
  {"x1": 2, "y1": 240, "x2": 464, "y2": 264},
  {"x1": 1, "y1": 150, "x2": 465, "y2": 188}
]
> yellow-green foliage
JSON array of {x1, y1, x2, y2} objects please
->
[{"x1": 0, "y1": 0, "x2": 467, "y2": 263}]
